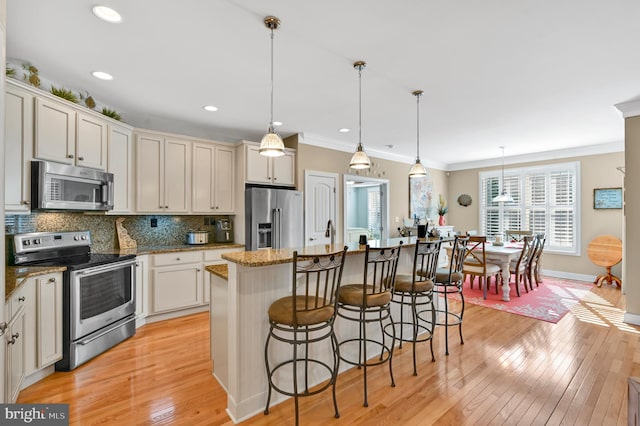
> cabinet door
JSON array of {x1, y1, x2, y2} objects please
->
[
  {"x1": 36, "y1": 274, "x2": 63, "y2": 368},
  {"x1": 213, "y1": 145, "x2": 235, "y2": 213},
  {"x1": 272, "y1": 151, "x2": 295, "y2": 186},
  {"x1": 34, "y1": 97, "x2": 76, "y2": 164},
  {"x1": 10, "y1": 280, "x2": 36, "y2": 377},
  {"x1": 108, "y1": 125, "x2": 134, "y2": 213},
  {"x1": 135, "y1": 256, "x2": 148, "y2": 321},
  {"x1": 76, "y1": 113, "x2": 108, "y2": 170},
  {"x1": 245, "y1": 144, "x2": 271, "y2": 184},
  {"x1": 151, "y1": 265, "x2": 203, "y2": 314},
  {"x1": 4, "y1": 85, "x2": 34, "y2": 212},
  {"x1": 164, "y1": 139, "x2": 191, "y2": 213},
  {"x1": 135, "y1": 133, "x2": 164, "y2": 213},
  {"x1": 6, "y1": 306, "x2": 26, "y2": 403},
  {"x1": 192, "y1": 143, "x2": 215, "y2": 213}
]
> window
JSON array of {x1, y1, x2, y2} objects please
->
[
  {"x1": 367, "y1": 187, "x2": 381, "y2": 240},
  {"x1": 479, "y1": 161, "x2": 580, "y2": 255}
]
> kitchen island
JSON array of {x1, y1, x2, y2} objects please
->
[{"x1": 212, "y1": 237, "x2": 445, "y2": 423}]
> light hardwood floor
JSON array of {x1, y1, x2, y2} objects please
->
[{"x1": 17, "y1": 283, "x2": 637, "y2": 425}]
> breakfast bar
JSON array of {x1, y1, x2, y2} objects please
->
[{"x1": 211, "y1": 237, "x2": 429, "y2": 423}]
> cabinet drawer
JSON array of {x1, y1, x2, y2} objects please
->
[
  {"x1": 152, "y1": 251, "x2": 203, "y2": 267},
  {"x1": 204, "y1": 248, "x2": 242, "y2": 262},
  {"x1": 9, "y1": 285, "x2": 29, "y2": 319}
]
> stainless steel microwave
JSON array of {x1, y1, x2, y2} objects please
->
[{"x1": 31, "y1": 160, "x2": 114, "y2": 211}]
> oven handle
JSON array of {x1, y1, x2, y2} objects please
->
[
  {"x1": 77, "y1": 316, "x2": 136, "y2": 346},
  {"x1": 72, "y1": 258, "x2": 137, "y2": 277}
]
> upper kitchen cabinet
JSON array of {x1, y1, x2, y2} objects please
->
[
  {"x1": 34, "y1": 98, "x2": 108, "y2": 171},
  {"x1": 192, "y1": 142, "x2": 235, "y2": 214},
  {"x1": 135, "y1": 131, "x2": 191, "y2": 214},
  {"x1": 107, "y1": 123, "x2": 134, "y2": 214},
  {"x1": 4, "y1": 82, "x2": 34, "y2": 213},
  {"x1": 245, "y1": 142, "x2": 295, "y2": 186}
]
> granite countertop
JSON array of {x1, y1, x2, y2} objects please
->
[
  {"x1": 221, "y1": 236, "x2": 451, "y2": 267},
  {"x1": 205, "y1": 264, "x2": 229, "y2": 280},
  {"x1": 5, "y1": 265, "x2": 67, "y2": 301},
  {"x1": 114, "y1": 242, "x2": 245, "y2": 256}
]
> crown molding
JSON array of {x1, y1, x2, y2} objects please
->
[{"x1": 615, "y1": 99, "x2": 640, "y2": 118}]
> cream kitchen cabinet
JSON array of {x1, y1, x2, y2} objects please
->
[
  {"x1": 5, "y1": 302, "x2": 26, "y2": 403},
  {"x1": 108, "y1": 124, "x2": 134, "y2": 213},
  {"x1": 4, "y1": 82, "x2": 34, "y2": 213},
  {"x1": 203, "y1": 248, "x2": 242, "y2": 303},
  {"x1": 245, "y1": 143, "x2": 296, "y2": 186},
  {"x1": 35, "y1": 274, "x2": 63, "y2": 369},
  {"x1": 34, "y1": 98, "x2": 108, "y2": 170},
  {"x1": 135, "y1": 255, "x2": 149, "y2": 326},
  {"x1": 149, "y1": 252, "x2": 204, "y2": 315},
  {"x1": 192, "y1": 143, "x2": 235, "y2": 214},
  {"x1": 135, "y1": 132, "x2": 191, "y2": 213}
]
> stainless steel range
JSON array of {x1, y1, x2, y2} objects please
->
[{"x1": 9, "y1": 231, "x2": 136, "y2": 370}]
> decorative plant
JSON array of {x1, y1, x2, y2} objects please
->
[
  {"x1": 22, "y1": 62, "x2": 40, "y2": 87},
  {"x1": 6, "y1": 67, "x2": 16, "y2": 77},
  {"x1": 50, "y1": 86, "x2": 79, "y2": 103},
  {"x1": 101, "y1": 107, "x2": 121, "y2": 121},
  {"x1": 79, "y1": 91, "x2": 96, "y2": 109},
  {"x1": 437, "y1": 194, "x2": 448, "y2": 216}
]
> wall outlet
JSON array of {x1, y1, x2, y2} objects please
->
[
  {"x1": 150, "y1": 218, "x2": 157, "y2": 228},
  {"x1": 395, "y1": 217, "x2": 400, "y2": 223}
]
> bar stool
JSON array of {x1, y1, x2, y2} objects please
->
[
  {"x1": 264, "y1": 247, "x2": 348, "y2": 426},
  {"x1": 388, "y1": 239, "x2": 441, "y2": 375},
  {"x1": 432, "y1": 235, "x2": 470, "y2": 355},
  {"x1": 337, "y1": 243, "x2": 402, "y2": 407}
]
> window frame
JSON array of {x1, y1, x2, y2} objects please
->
[{"x1": 479, "y1": 161, "x2": 581, "y2": 256}]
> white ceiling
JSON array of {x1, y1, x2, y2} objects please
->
[{"x1": 6, "y1": 0, "x2": 638, "y2": 170}]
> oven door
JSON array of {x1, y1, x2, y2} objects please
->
[{"x1": 68, "y1": 259, "x2": 136, "y2": 341}]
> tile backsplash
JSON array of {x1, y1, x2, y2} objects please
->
[{"x1": 5, "y1": 213, "x2": 232, "y2": 252}]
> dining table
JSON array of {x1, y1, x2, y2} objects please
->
[{"x1": 446, "y1": 242, "x2": 523, "y2": 302}]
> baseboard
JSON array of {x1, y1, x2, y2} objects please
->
[
  {"x1": 624, "y1": 312, "x2": 640, "y2": 326},
  {"x1": 541, "y1": 269, "x2": 595, "y2": 283}
]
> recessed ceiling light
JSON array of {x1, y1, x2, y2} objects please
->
[
  {"x1": 203, "y1": 105, "x2": 218, "y2": 112},
  {"x1": 92, "y1": 6, "x2": 123, "y2": 23},
  {"x1": 91, "y1": 71, "x2": 113, "y2": 80},
  {"x1": 385, "y1": 144, "x2": 395, "y2": 149},
  {"x1": 273, "y1": 121, "x2": 283, "y2": 126},
  {"x1": 339, "y1": 128, "x2": 350, "y2": 133}
]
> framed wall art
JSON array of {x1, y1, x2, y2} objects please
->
[
  {"x1": 409, "y1": 176, "x2": 433, "y2": 220},
  {"x1": 593, "y1": 187, "x2": 623, "y2": 209}
]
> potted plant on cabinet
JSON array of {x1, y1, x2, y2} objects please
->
[{"x1": 438, "y1": 194, "x2": 448, "y2": 226}]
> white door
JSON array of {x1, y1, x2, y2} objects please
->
[{"x1": 305, "y1": 171, "x2": 338, "y2": 246}]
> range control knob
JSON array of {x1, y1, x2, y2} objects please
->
[
  {"x1": 81, "y1": 235, "x2": 87, "y2": 240},
  {"x1": 23, "y1": 240, "x2": 30, "y2": 246},
  {"x1": 73, "y1": 236, "x2": 80, "y2": 241},
  {"x1": 33, "y1": 239, "x2": 41, "y2": 245}
]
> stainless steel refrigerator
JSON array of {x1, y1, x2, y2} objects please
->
[{"x1": 245, "y1": 187, "x2": 304, "y2": 250}]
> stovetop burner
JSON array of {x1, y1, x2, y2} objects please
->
[{"x1": 27, "y1": 252, "x2": 137, "y2": 270}]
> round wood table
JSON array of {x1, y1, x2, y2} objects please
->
[{"x1": 587, "y1": 235, "x2": 622, "y2": 288}]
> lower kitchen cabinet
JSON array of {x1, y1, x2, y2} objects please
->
[
  {"x1": 151, "y1": 264, "x2": 203, "y2": 314},
  {"x1": 135, "y1": 255, "x2": 149, "y2": 325},
  {"x1": 4, "y1": 271, "x2": 62, "y2": 403}
]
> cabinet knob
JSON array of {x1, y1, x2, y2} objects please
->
[
  {"x1": 197, "y1": 268, "x2": 201, "y2": 272},
  {"x1": 273, "y1": 177, "x2": 277, "y2": 181},
  {"x1": 78, "y1": 156, "x2": 85, "y2": 161},
  {"x1": 165, "y1": 206, "x2": 169, "y2": 209},
  {"x1": 67, "y1": 154, "x2": 74, "y2": 159},
  {"x1": 48, "y1": 277, "x2": 56, "y2": 283},
  {"x1": 21, "y1": 200, "x2": 30, "y2": 205},
  {"x1": 309, "y1": 237, "x2": 316, "y2": 241},
  {"x1": 18, "y1": 296, "x2": 25, "y2": 302},
  {"x1": 9, "y1": 332, "x2": 20, "y2": 344},
  {"x1": 176, "y1": 257, "x2": 180, "y2": 261}
]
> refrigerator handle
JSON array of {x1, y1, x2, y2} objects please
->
[{"x1": 273, "y1": 208, "x2": 280, "y2": 249}]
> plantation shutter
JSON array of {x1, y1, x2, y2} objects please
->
[
  {"x1": 367, "y1": 188, "x2": 381, "y2": 239},
  {"x1": 479, "y1": 162, "x2": 579, "y2": 255}
]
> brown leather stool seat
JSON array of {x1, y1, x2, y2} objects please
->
[{"x1": 264, "y1": 247, "x2": 348, "y2": 426}]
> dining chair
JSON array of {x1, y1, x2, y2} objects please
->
[
  {"x1": 505, "y1": 229, "x2": 533, "y2": 243},
  {"x1": 505, "y1": 235, "x2": 535, "y2": 297},
  {"x1": 433, "y1": 235, "x2": 470, "y2": 355},
  {"x1": 528, "y1": 233, "x2": 547, "y2": 288},
  {"x1": 264, "y1": 247, "x2": 348, "y2": 426},
  {"x1": 462, "y1": 236, "x2": 502, "y2": 299},
  {"x1": 389, "y1": 239, "x2": 441, "y2": 375},
  {"x1": 337, "y1": 243, "x2": 402, "y2": 407}
]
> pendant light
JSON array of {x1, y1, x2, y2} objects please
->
[
  {"x1": 408, "y1": 90, "x2": 428, "y2": 177},
  {"x1": 349, "y1": 61, "x2": 371, "y2": 169},
  {"x1": 492, "y1": 146, "x2": 514, "y2": 202},
  {"x1": 259, "y1": 16, "x2": 285, "y2": 157}
]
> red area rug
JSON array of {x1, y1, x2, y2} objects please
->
[{"x1": 449, "y1": 276, "x2": 594, "y2": 323}]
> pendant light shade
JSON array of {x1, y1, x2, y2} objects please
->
[
  {"x1": 349, "y1": 61, "x2": 371, "y2": 170},
  {"x1": 492, "y1": 146, "x2": 514, "y2": 203},
  {"x1": 259, "y1": 16, "x2": 285, "y2": 157},
  {"x1": 409, "y1": 90, "x2": 428, "y2": 177}
]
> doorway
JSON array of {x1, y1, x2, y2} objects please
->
[{"x1": 343, "y1": 174, "x2": 389, "y2": 244}]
